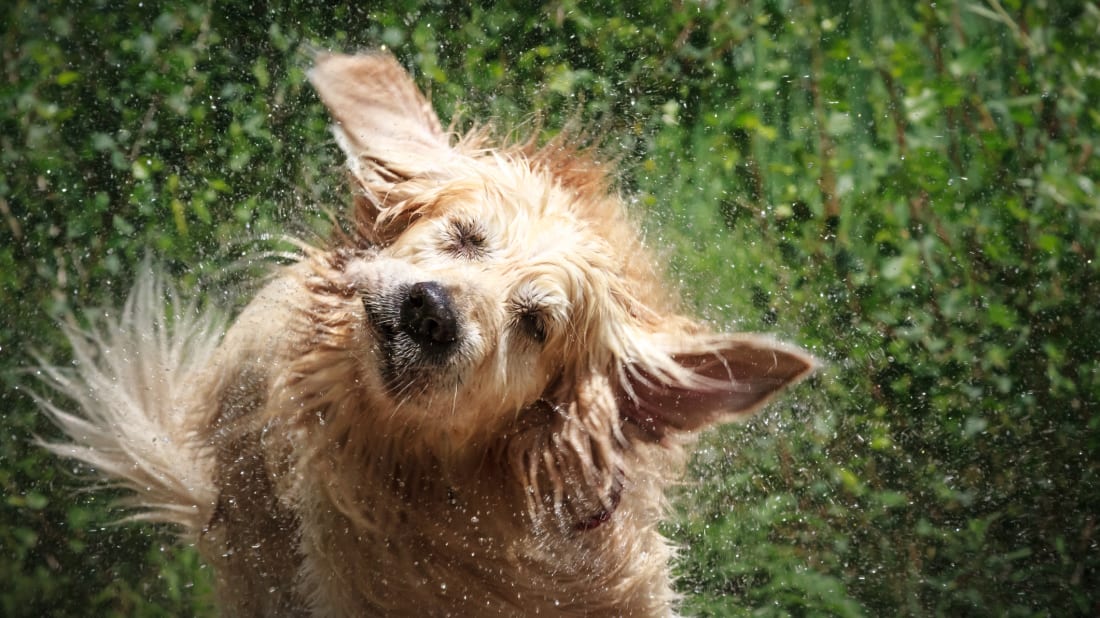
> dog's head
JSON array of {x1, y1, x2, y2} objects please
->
[{"x1": 290, "y1": 54, "x2": 814, "y2": 513}]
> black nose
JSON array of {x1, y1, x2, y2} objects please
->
[{"x1": 399, "y1": 281, "x2": 459, "y2": 354}]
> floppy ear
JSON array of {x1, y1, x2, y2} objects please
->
[
  {"x1": 617, "y1": 333, "x2": 817, "y2": 442},
  {"x1": 309, "y1": 52, "x2": 453, "y2": 241}
]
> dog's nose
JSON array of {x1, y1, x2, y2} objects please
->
[{"x1": 400, "y1": 281, "x2": 458, "y2": 354}]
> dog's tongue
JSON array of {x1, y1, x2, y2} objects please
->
[{"x1": 574, "y1": 485, "x2": 622, "y2": 532}]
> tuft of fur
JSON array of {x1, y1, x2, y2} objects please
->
[
  {"x1": 34, "y1": 271, "x2": 222, "y2": 532},
  {"x1": 36, "y1": 52, "x2": 817, "y2": 617}
]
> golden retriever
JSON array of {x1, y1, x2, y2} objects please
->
[{"x1": 36, "y1": 52, "x2": 816, "y2": 616}]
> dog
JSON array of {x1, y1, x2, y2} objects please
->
[{"x1": 35, "y1": 52, "x2": 816, "y2": 616}]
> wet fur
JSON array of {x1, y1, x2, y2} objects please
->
[{"x1": 36, "y1": 53, "x2": 816, "y2": 616}]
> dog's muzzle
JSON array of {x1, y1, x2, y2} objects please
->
[
  {"x1": 362, "y1": 278, "x2": 466, "y2": 393},
  {"x1": 399, "y1": 281, "x2": 458, "y2": 358}
]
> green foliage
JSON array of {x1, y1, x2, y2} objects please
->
[{"x1": 2, "y1": 0, "x2": 1097, "y2": 615}]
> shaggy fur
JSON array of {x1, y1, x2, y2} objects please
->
[{"x1": 36, "y1": 52, "x2": 816, "y2": 616}]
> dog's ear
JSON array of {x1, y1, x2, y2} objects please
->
[
  {"x1": 309, "y1": 52, "x2": 448, "y2": 180},
  {"x1": 617, "y1": 334, "x2": 817, "y2": 442},
  {"x1": 309, "y1": 52, "x2": 452, "y2": 241}
]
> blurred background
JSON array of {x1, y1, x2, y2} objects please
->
[{"x1": 2, "y1": 1, "x2": 1097, "y2": 615}]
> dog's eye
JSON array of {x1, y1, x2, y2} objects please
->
[
  {"x1": 444, "y1": 219, "x2": 488, "y2": 259},
  {"x1": 511, "y1": 304, "x2": 547, "y2": 344}
]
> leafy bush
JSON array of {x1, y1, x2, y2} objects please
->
[{"x1": 2, "y1": 1, "x2": 1097, "y2": 615}]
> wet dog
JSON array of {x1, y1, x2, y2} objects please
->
[{"x1": 36, "y1": 52, "x2": 815, "y2": 616}]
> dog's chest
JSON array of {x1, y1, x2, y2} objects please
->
[{"x1": 290, "y1": 473, "x2": 673, "y2": 616}]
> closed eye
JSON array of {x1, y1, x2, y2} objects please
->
[
  {"x1": 510, "y1": 302, "x2": 547, "y2": 344},
  {"x1": 444, "y1": 218, "x2": 489, "y2": 259}
]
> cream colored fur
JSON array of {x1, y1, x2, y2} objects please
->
[{"x1": 37, "y1": 52, "x2": 816, "y2": 617}]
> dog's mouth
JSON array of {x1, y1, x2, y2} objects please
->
[{"x1": 362, "y1": 280, "x2": 466, "y2": 396}]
